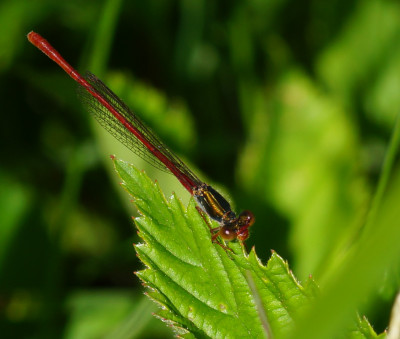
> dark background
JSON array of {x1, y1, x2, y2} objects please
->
[{"x1": 1, "y1": 0, "x2": 399, "y2": 337}]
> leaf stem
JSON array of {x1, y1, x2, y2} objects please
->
[{"x1": 364, "y1": 113, "x2": 400, "y2": 234}]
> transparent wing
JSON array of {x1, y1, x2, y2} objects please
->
[{"x1": 77, "y1": 72, "x2": 201, "y2": 187}]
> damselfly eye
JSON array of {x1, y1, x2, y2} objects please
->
[
  {"x1": 220, "y1": 226, "x2": 236, "y2": 241},
  {"x1": 238, "y1": 210, "x2": 255, "y2": 227}
]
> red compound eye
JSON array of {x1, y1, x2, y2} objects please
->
[{"x1": 220, "y1": 226, "x2": 237, "y2": 241}]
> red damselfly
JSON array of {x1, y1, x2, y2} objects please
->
[{"x1": 27, "y1": 31, "x2": 255, "y2": 243}]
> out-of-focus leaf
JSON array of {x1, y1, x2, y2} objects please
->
[
  {"x1": 0, "y1": 172, "x2": 32, "y2": 271},
  {"x1": 317, "y1": 0, "x2": 400, "y2": 100},
  {"x1": 0, "y1": 0, "x2": 44, "y2": 72},
  {"x1": 239, "y1": 70, "x2": 370, "y2": 278},
  {"x1": 364, "y1": 44, "x2": 400, "y2": 129},
  {"x1": 288, "y1": 164, "x2": 400, "y2": 339},
  {"x1": 64, "y1": 290, "x2": 167, "y2": 339}
]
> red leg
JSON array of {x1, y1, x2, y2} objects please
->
[
  {"x1": 195, "y1": 206, "x2": 233, "y2": 252},
  {"x1": 195, "y1": 206, "x2": 215, "y2": 231}
]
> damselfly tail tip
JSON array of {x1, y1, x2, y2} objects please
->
[{"x1": 27, "y1": 31, "x2": 39, "y2": 43}]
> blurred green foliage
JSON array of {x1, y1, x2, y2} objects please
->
[{"x1": 1, "y1": 0, "x2": 400, "y2": 337}]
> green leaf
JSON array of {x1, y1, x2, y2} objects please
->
[
  {"x1": 238, "y1": 69, "x2": 370, "y2": 279},
  {"x1": 64, "y1": 290, "x2": 166, "y2": 339},
  {"x1": 112, "y1": 157, "x2": 381, "y2": 338}
]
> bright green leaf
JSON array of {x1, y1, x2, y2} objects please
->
[{"x1": 112, "y1": 157, "x2": 382, "y2": 338}]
